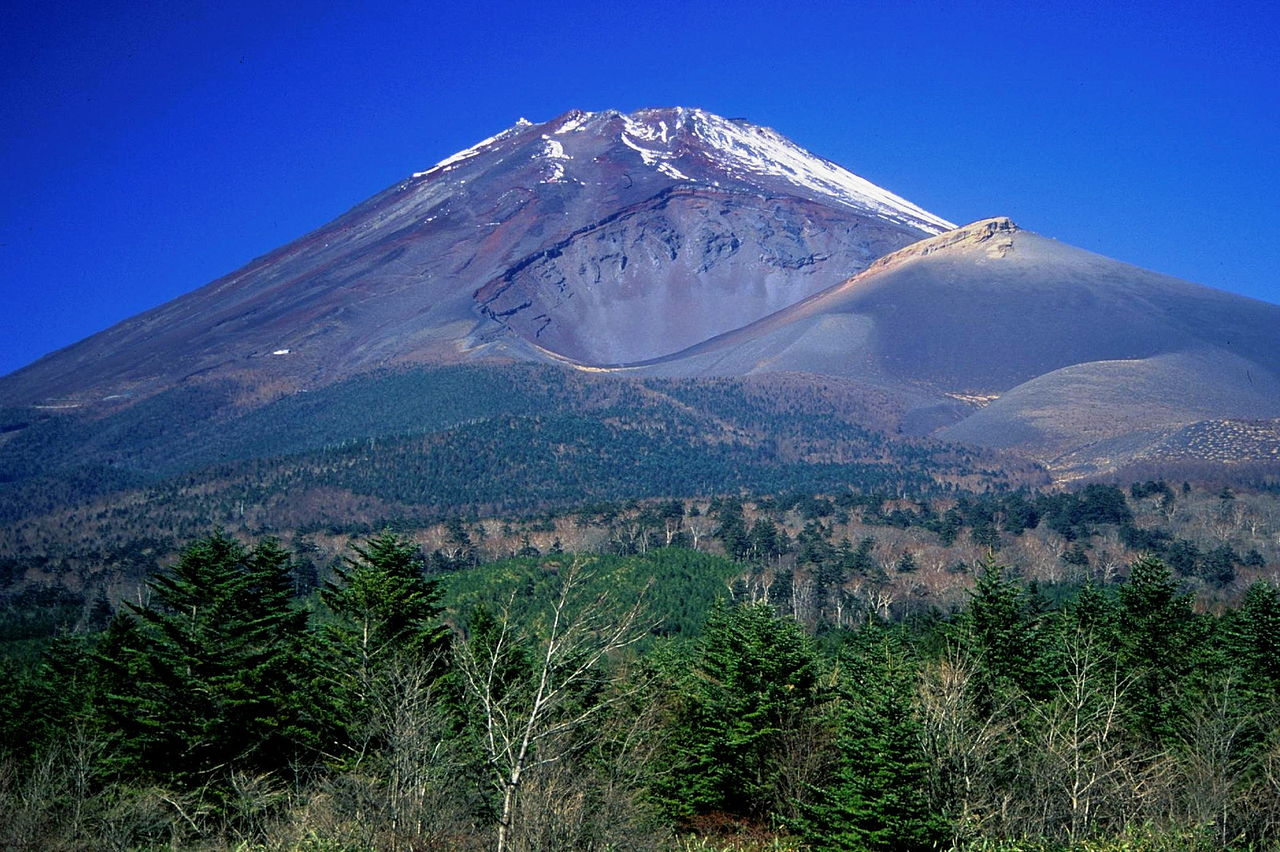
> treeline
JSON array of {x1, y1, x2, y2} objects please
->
[
  {"x1": 4, "y1": 479, "x2": 1276, "y2": 650},
  {"x1": 3, "y1": 532, "x2": 1280, "y2": 851}
]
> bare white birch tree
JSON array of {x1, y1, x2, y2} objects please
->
[
  {"x1": 1029, "y1": 626, "x2": 1135, "y2": 843},
  {"x1": 455, "y1": 559, "x2": 651, "y2": 852}
]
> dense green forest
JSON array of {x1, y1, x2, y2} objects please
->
[
  {"x1": 0, "y1": 366, "x2": 1041, "y2": 555},
  {"x1": 4, "y1": 528, "x2": 1280, "y2": 851}
]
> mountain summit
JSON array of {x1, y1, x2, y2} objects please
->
[
  {"x1": 0, "y1": 108, "x2": 949, "y2": 404},
  {"x1": 421, "y1": 107, "x2": 955, "y2": 233}
]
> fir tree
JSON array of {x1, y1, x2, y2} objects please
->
[
  {"x1": 964, "y1": 556, "x2": 1050, "y2": 703},
  {"x1": 799, "y1": 629, "x2": 944, "y2": 851},
  {"x1": 656, "y1": 601, "x2": 820, "y2": 820},
  {"x1": 1117, "y1": 556, "x2": 1201, "y2": 742},
  {"x1": 1231, "y1": 581, "x2": 1280, "y2": 702},
  {"x1": 96, "y1": 532, "x2": 311, "y2": 789},
  {"x1": 317, "y1": 530, "x2": 450, "y2": 762}
]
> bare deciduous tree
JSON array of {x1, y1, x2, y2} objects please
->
[
  {"x1": 455, "y1": 560, "x2": 651, "y2": 852},
  {"x1": 1029, "y1": 626, "x2": 1135, "y2": 843},
  {"x1": 917, "y1": 646, "x2": 1018, "y2": 844},
  {"x1": 1170, "y1": 676, "x2": 1258, "y2": 848},
  {"x1": 374, "y1": 655, "x2": 470, "y2": 848}
]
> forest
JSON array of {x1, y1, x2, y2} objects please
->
[
  {"x1": 3, "y1": 519, "x2": 1280, "y2": 851},
  {"x1": 5, "y1": 478, "x2": 1277, "y2": 644},
  {"x1": 0, "y1": 364, "x2": 1043, "y2": 560}
]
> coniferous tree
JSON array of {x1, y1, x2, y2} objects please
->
[
  {"x1": 964, "y1": 556, "x2": 1050, "y2": 704},
  {"x1": 714, "y1": 500, "x2": 750, "y2": 561},
  {"x1": 93, "y1": 609, "x2": 150, "y2": 777},
  {"x1": 97, "y1": 532, "x2": 311, "y2": 789},
  {"x1": 1066, "y1": 579, "x2": 1117, "y2": 640},
  {"x1": 1116, "y1": 555, "x2": 1201, "y2": 742},
  {"x1": 656, "y1": 601, "x2": 820, "y2": 821},
  {"x1": 0, "y1": 653, "x2": 40, "y2": 764},
  {"x1": 235, "y1": 537, "x2": 313, "y2": 763},
  {"x1": 25, "y1": 634, "x2": 103, "y2": 756},
  {"x1": 800, "y1": 629, "x2": 944, "y2": 851},
  {"x1": 317, "y1": 530, "x2": 450, "y2": 762},
  {"x1": 1231, "y1": 581, "x2": 1280, "y2": 703},
  {"x1": 845, "y1": 536, "x2": 881, "y2": 580}
]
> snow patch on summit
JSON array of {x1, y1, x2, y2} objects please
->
[
  {"x1": 537, "y1": 136, "x2": 570, "y2": 160},
  {"x1": 622, "y1": 114, "x2": 669, "y2": 143},
  {"x1": 413, "y1": 124, "x2": 526, "y2": 178},
  {"x1": 537, "y1": 136, "x2": 571, "y2": 182},
  {"x1": 658, "y1": 162, "x2": 691, "y2": 181},
  {"x1": 684, "y1": 110, "x2": 955, "y2": 233},
  {"x1": 606, "y1": 107, "x2": 953, "y2": 232},
  {"x1": 414, "y1": 107, "x2": 953, "y2": 233},
  {"x1": 619, "y1": 132, "x2": 663, "y2": 166},
  {"x1": 555, "y1": 112, "x2": 590, "y2": 134}
]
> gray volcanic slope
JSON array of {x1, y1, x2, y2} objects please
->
[
  {"x1": 622, "y1": 218, "x2": 1280, "y2": 473},
  {"x1": 0, "y1": 107, "x2": 946, "y2": 408}
]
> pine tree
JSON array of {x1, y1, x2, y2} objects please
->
[
  {"x1": 799, "y1": 629, "x2": 944, "y2": 851},
  {"x1": 1116, "y1": 555, "x2": 1201, "y2": 742},
  {"x1": 96, "y1": 532, "x2": 311, "y2": 788},
  {"x1": 964, "y1": 556, "x2": 1050, "y2": 703},
  {"x1": 0, "y1": 653, "x2": 41, "y2": 763},
  {"x1": 232, "y1": 537, "x2": 313, "y2": 766},
  {"x1": 1230, "y1": 581, "x2": 1280, "y2": 703},
  {"x1": 93, "y1": 609, "x2": 151, "y2": 775},
  {"x1": 656, "y1": 601, "x2": 820, "y2": 820},
  {"x1": 714, "y1": 500, "x2": 751, "y2": 561},
  {"x1": 25, "y1": 634, "x2": 104, "y2": 758},
  {"x1": 317, "y1": 530, "x2": 450, "y2": 762}
]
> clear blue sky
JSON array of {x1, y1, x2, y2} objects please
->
[{"x1": 3, "y1": 0, "x2": 1277, "y2": 377}]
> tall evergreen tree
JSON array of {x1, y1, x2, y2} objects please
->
[
  {"x1": 655, "y1": 601, "x2": 820, "y2": 821},
  {"x1": 1230, "y1": 581, "x2": 1280, "y2": 703},
  {"x1": 96, "y1": 532, "x2": 311, "y2": 789},
  {"x1": 714, "y1": 500, "x2": 751, "y2": 561},
  {"x1": 1116, "y1": 555, "x2": 1202, "y2": 742},
  {"x1": 964, "y1": 556, "x2": 1050, "y2": 704},
  {"x1": 317, "y1": 530, "x2": 450, "y2": 762},
  {"x1": 799, "y1": 628, "x2": 944, "y2": 851}
]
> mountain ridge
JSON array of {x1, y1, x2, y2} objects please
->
[{"x1": 0, "y1": 107, "x2": 946, "y2": 407}]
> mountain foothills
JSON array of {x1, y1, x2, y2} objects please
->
[{"x1": 4, "y1": 108, "x2": 1280, "y2": 851}]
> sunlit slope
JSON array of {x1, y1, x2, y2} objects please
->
[
  {"x1": 938, "y1": 349, "x2": 1280, "y2": 462},
  {"x1": 632, "y1": 218, "x2": 1280, "y2": 386},
  {"x1": 626, "y1": 217, "x2": 1280, "y2": 473}
]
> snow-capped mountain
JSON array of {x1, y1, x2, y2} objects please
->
[
  {"x1": 414, "y1": 108, "x2": 954, "y2": 234},
  {"x1": 0, "y1": 108, "x2": 949, "y2": 403}
]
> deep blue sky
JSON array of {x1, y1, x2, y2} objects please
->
[{"x1": 3, "y1": 0, "x2": 1277, "y2": 377}]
